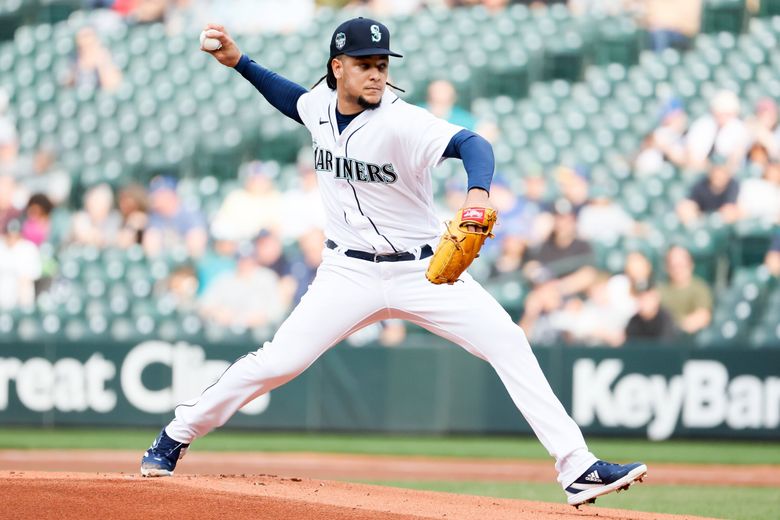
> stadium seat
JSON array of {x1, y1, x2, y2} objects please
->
[
  {"x1": 729, "y1": 220, "x2": 776, "y2": 268},
  {"x1": 701, "y1": 0, "x2": 746, "y2": 34},
  {"x1": 0, "y1": 6, "x2": 23, "y2": 42},
  {"x1": 593, "y1": 18, "x2": 641, "y2": 67},
  {"x1": 758, "y1": 0, "x2": 780, "y2": 17},
  {"x1": 36, "y1": 0, "x2": 81, "y2": 24},
  {"x1": 542, "y1": 32, "x2": 584, "y2": 82}
]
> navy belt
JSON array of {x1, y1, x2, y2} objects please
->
[{"x1": 325, "y1": 239, "x2": 433, "y2": 263}]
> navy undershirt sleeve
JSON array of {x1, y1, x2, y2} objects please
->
[
  {"x1": 443, "y1": 129, "x2": 495, "y2": 192},
  {"x1": 234, "y1": 54, "x2": 306, "y2": 125}
]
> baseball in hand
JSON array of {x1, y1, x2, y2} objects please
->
[{"x1": 200, "y1": 30, "x2": 222, "y2": 51}]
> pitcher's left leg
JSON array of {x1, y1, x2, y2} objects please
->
[{"x1": 391, "y1": 270, "x2": 596, "y2": 487}]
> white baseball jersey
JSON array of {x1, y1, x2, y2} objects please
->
[{"x1": 296, "y1": 84, "x2": 462, "y2": 253}]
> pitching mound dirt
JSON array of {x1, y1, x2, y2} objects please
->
[
  {"x1": 1, "y1": 450, "x2": 776, "y2": 487},
  {"x1": 1, "y1": 472, "x2": 715, "y2": 520}
]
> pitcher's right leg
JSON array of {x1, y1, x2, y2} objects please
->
[{"x1": 141, "y1": 251, "x2": 385, "y2": 476}]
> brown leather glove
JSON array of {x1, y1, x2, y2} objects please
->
[{"x1": 426, "y1": 207, "x2": 497, "y2": 285}]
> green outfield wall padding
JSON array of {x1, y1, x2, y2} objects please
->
[{"x1": 0, "y1": 339, "x2": 778, "y2": 439}]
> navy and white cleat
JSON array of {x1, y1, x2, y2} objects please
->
[
  {"x1": 566, "y1": 460, "x2": 647, "y2": 507},
  {"x1": 140, "y1": 428, "x2": 190, "y2": 477}
]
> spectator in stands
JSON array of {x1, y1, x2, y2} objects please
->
[
  {"x1": 658, "y1": 245, "x2": 712, "y2": 335},
  {"x1": 624, "y1": 281, "x2": 678, "y2": 342},
  {"x1": 513, "y1": 172, "x2": 552, "y2": 246},
  {"x1": 196, "y1": 238, "x2": 237, "y2": 295},
  {"x1": 577, "y1": 186, "x2": 637, "y2": 243},
  {"x1": 423, "y1": 80, "x2": 476, "y2": 130},
  {"x1": 210, "y1": 160, "x2": 283, "y2": 241},
  {"x1": 736, "y1": 163, "x2": 780, "y2": 223},
  {"x1": 554, "y1": 165, "x2": 590, "y2": 215},
  {"x1": 116, "y1": 183, "x2": 149, "y2": 248},
  {"x1": 676, "y1": 158, "x2": 740, "y2": 226},
  {"x1": 289, "y1": 227, "x2": 325, "y2": 306},
  {"x1": 519, "y1": 200, "x2": 598, "y2": 339},
  {"x1": 159, "y1": 263, "x2": 199, "y2": 313},
  {"x1": 554, "y1": 273, "x2": 629, "y2": 347},
  {"x1": 65, "y1": 27, "x2": 123, "y2": 93},
  {"x1": 0, "y1": 219, "x2": 42, "y2": 311},
  {"x1": 489, "y1": 233, "x2": 526, "y2": 280},
  {"x1": 620, "y1": 250, "x2": 654, "y2": 292},
  {"x1": 556, "y1": 250, "x2": 656, "y2": 346},
  {"x1": 634, "y1": 97, "x2": 689, "y2": 175},
  {"x1": 746, "y1": 141, "x2": 771, "y2": 171},
  {"x1": 746, "y1": 97, "x2": 780, "y2": 163},
  {"x1": 642, "y1": 0, "x2": 702, "y2": 52},
  {"x1": 253, "y1": 229, "x2": 296, "y2": 308},
  {"x1": 481, "y1": 0, "x2": 510, "y2": 13},
  {"x1": 0, "y1": 175, "x2": 21, "y2": 233},
  {"x1": 280, "y1": 149, "x2": 326, "y2": 240},
  {"x1": 198, "y1": 247, "x2": 287, "y2": 329},
  {"x1": 765, "y1": 231, "x2": 780, "y2": 278},
  {"x1": 605, "y1": 250, "x2": 655, "y2": 325},
  {"x1": 113, "y1": 0, "x2": 167, "y2": 24},
  {"x1": 685, "y1": 90, "x2": 749, "y2": 171},
  {"x1": 17, "y1": 143, "x2": 71, "y2": 207},
  {"x1": 143, "y1": 176, "x2": 208, "y2": 258},
  {"x1": 488, "y1": 176, "x2": 541, "y2": 277},
  {"x1": 69, "y1": 183, "x2": 122, "y2": 248},
  {"x1": 21, "y1": 193, "x2": 54, "y2": 246}
]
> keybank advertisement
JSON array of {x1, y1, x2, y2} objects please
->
[
  {"x1": 0, "y1": 341, "x2": 778, "y2": 438},
  {"x1": 571, "y1": 358, "x2": 780, "y2": 440}
]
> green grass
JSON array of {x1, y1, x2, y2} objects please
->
[
  {"x1": 358, "y1": 480, "x2": 780, "y2": 520},
  {"x1": 0, "y1": 428, "x2": 778, "y2": 465}
]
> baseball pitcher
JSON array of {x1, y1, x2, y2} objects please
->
[{"x1": 141, "y1": 17, "x2": 646, "y2": 507}]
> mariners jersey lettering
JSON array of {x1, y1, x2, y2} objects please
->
[
  {"x1": 313, "y1": 147, "x2": 398, "y2": 184},
  {"x1": 296, "y1": 83, "x2": 462, "y2": 253}
]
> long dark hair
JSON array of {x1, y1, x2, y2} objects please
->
[{"x1": 312, "y1": 57, "x2": 405, "y2": 93}]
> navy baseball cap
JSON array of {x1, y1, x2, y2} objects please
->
[{"x1": 330, "y1": 17, "x2": 402, "y2": 59}]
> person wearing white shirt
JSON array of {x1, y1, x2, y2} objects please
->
[
  {"x1": 0, "y1": 220, "x2": 42, "y2": 310},
  {"x1": 737, "y1": 163, "x2": 780, "y2": 223},
  {"x1": 686, "y1": 90, "x2": 750, "y2": 171}
]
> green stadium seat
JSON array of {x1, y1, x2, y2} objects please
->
[
  {"x1": 63, "y1": 317, "x2": 91, "y2": 341},
  {"x1": 695, "y1": 318, "x2": 748, "y2": 347},
  {"x1": 749, "y1": 321, "x2": 780, "y2": 348},
  {"x1": 701, "y1": 0, "x2": 746, "y2": 34},
  {"x1": 542, "y1": 32, "x2": 585, "y2": 82},
  {"x1": 730, "y1": 220, "x2": 776, "y2": 268},
  {"x1": 0, "y1": 310, "x2": 14, "y2": 336},
  {"x1": 0, "y1": 8, "x2": 22, "y2": 42},
  {"x1": 593, "y1": 18, "x2": 641, "y2": 67},
  {"x1": 36, "y1": 0, "x2": 81, "y2": 24},
  {"x1": 758, "y1": 0, "x2": 780, "y2": 16},
  {"x1": 133, "y1": 314, "x2": 158, "y2": 339},
  {"x1": 473, "y1": 49, "x2": 530, "y2": 99}
]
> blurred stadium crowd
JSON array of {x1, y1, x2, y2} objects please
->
[{"x1": 0, "y1": 0, "x2": 779, "y2": 348}]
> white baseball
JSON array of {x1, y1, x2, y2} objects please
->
[{"x1": 200, "y1": 30, "x2": 222, "y2": 51}]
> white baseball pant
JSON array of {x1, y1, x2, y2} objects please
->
[{"x1": 166, "y1": 248, "x2": 597, "y2": 487}]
